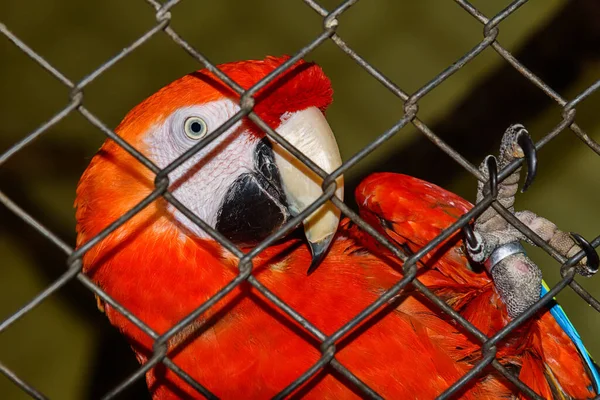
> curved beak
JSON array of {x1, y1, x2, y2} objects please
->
[
  {"x1": 271, "y1": 107, "x2": 344, "y2": 274},
  {"x1": 306, "y1": 235, "x2": 335, "y2": 275}
]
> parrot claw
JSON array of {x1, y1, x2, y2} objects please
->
[
  {"x1": 464, "y1": 227, "x2": 488, "y2": 264},
  {"x1": 516, "y1": 131, "x2": 537, "y2": 193},
  {"x1": 485, "y1": 156, "x2": 498, "y2": 198},
  {"x1": 570, "y1": 232, "x2": 599, "y2": 276},
  {"x1": 462, "y1": 224, "x2": 479, "y2": 250},
  {"x1": 496, "y1": 124, "x2": 537, "y2": 193}
]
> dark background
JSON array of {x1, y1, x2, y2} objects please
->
[{"x1": 1, "y1": 0, "x2": 599, "y2": 398}]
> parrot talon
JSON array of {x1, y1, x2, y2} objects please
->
[
  {"x1": 462, "y1": 224, "x2": 479, "y2": 250},
  {"x1": 463, "y1": 223, "x2": 486, "y2": 263},
  {"x1": 485, "y1": 156, "x2": 498, "y2": 198},
  {"x1": 570, "y1": 232, "x2": 599, "y2": 275},
  {"x1": 516, "y1": 132, "x2": 537, "y2": 193}
]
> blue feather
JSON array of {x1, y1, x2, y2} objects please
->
[{"x1": 541, "y1": 280, "x2": 600, "y2": 392}]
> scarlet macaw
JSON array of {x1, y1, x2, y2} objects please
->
[{"x1": 75, "y1": 56, "x2": 599, "y2": 399}]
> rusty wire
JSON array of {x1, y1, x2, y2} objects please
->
[{"x1": 1, "y1": 0, "x2": 600, "y2": 399}]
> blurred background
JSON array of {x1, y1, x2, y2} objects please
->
[{"x1": 1, "y1": 0, "x2": 599, "y2": 398}]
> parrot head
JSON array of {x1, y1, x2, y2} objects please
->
[{"x1": 76, "y1": 55, "x2": 343, "y2": 268}]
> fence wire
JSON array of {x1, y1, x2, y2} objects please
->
[{"x1": 1, "y1": 0, "x2": 600, "y2": 399}]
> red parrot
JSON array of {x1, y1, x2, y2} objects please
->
[{"x1": 75, "y1": 55, "x2": 598, "y2": 399}]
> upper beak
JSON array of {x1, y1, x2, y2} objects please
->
[{"x1": 271, "y1": 106, "x2": 344, "y2": 274}]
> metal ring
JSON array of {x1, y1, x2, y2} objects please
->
[{"x1": 483, "y1": 241, "x2": 526, "y2": 273}]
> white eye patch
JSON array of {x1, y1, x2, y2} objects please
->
[
  {"x1": 158, "y1": 99, "x2": 242, "y2": 162},
  {"x1": 144, "y1": 99, "x2": 257, "y2": 238}
]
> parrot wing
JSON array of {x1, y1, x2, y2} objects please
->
[
  {"x1": 354, "y1": 172, "x2": 599, "y2": 398},
  {"x1": 354, "y1": 172, "x2": 489, "y2": 288}
]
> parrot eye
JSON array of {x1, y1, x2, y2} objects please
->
[{"x1": 184, "y1": 116, "x2": 208, "y2": 140}]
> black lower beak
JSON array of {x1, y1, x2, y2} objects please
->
[
  {"x1": 215, "y1": 138, "x2": 290, "y2": 246},
  {"x1": 215, "y1": 172, "x2": 290, "y2": 246}
]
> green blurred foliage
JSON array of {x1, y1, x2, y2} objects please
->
[{"x1": 1, "y1": 0, "x2": 598, "y2": 399}]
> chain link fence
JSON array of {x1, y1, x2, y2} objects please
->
[{"x1": 1, "y1": 0, "x2": 599, "y2": 399}]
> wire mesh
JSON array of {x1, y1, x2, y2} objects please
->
[{"x1": 1, "y1": 0, "x2": 600, "y2": 399}]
